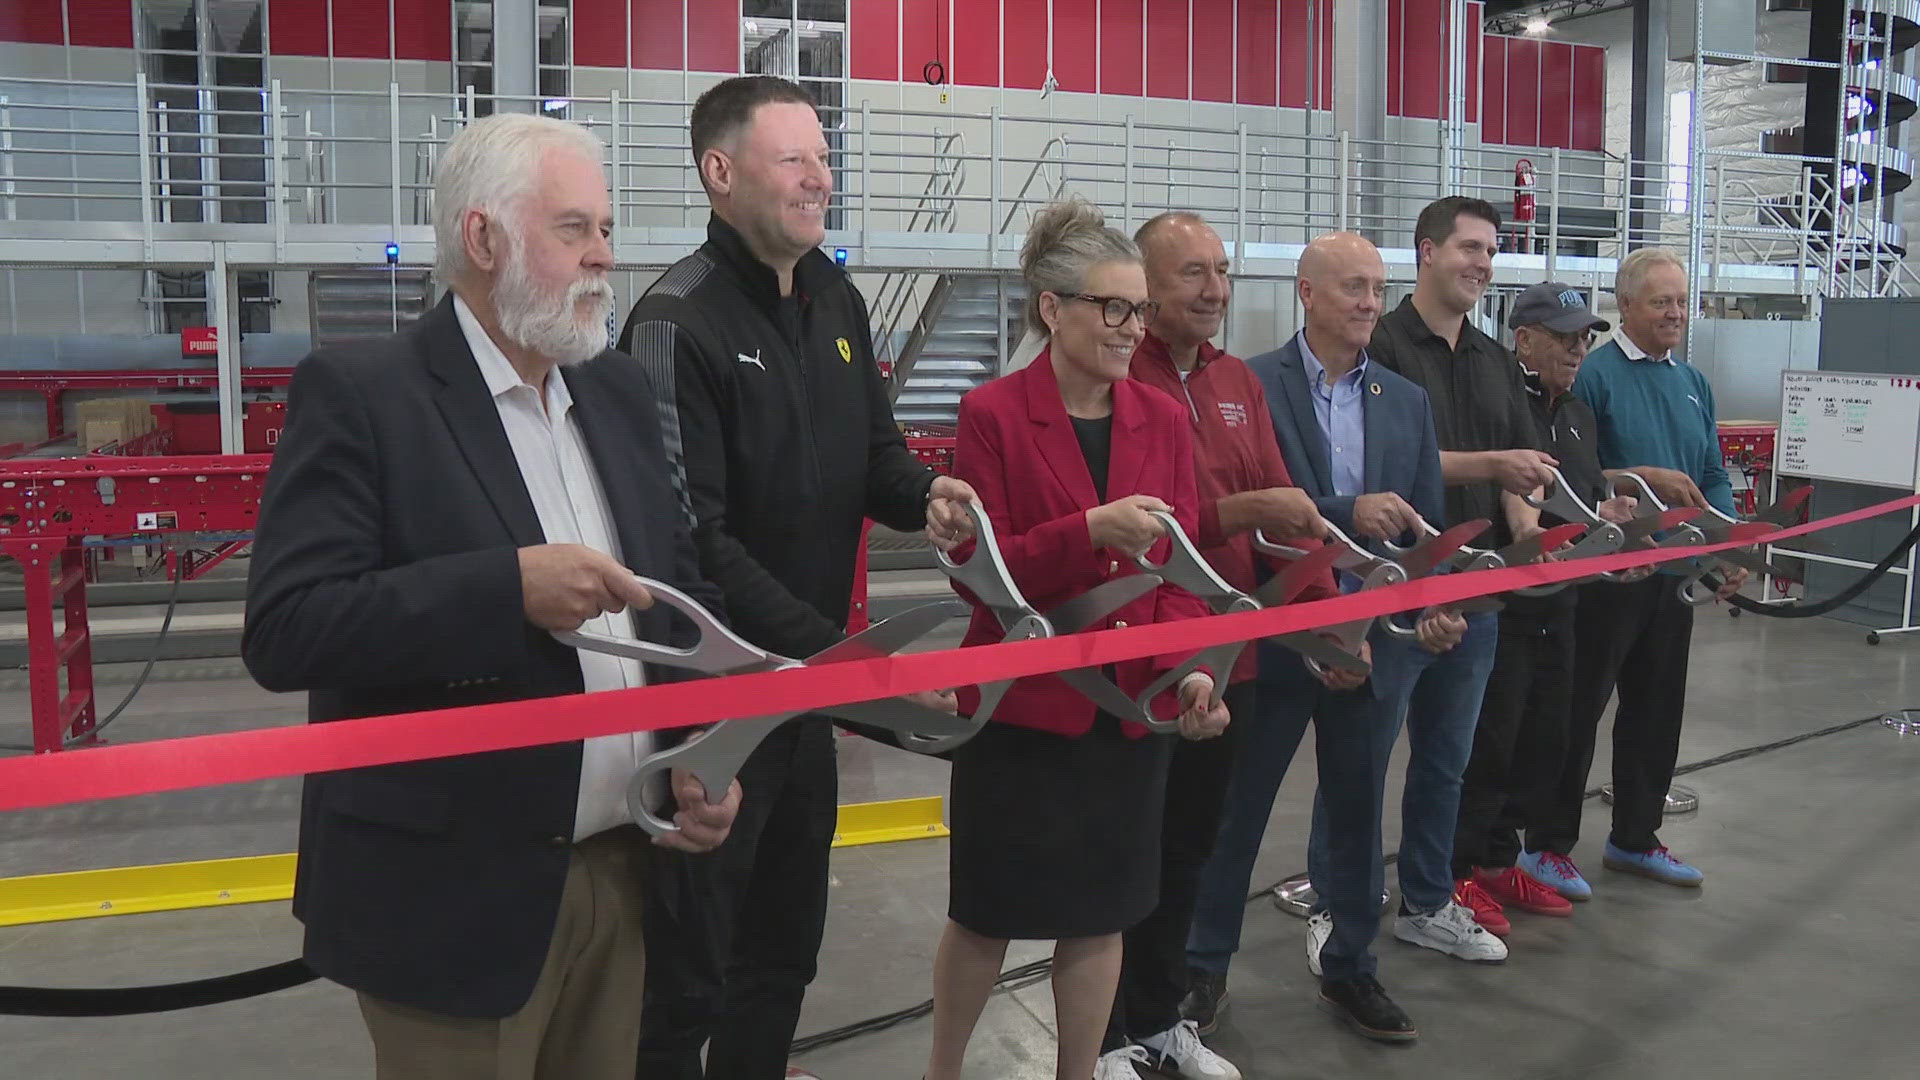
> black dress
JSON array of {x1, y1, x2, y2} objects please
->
[{"x1": 947, "y1": 413, "x2": 1176, "y2": 940}]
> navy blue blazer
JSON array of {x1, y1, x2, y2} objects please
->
[
  {"x1": 1247, "y1": 333, "x2": 1445, "y2": 544},
  {"x1": 1246, "y1": 334, "x2": 1445, "y2": 693}
]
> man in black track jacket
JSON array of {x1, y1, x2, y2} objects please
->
[{"x1": 618, "y1": 75, "x2": 975, "y2": 1080}]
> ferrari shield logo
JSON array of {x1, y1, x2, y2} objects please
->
[{"x1": 836, "y1": 337, "x2": 852, "y2": 363}]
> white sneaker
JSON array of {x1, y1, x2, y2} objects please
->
[
  {"x1": 1095, "y1": 1045, "x2": 1152, "y2": 1080},
  {"x1": 1305, "y1": 910, "x2": 1332, "y2": 977},
  {"x1": 1393, "y1": 901, "x2": 1508, "y2": 963},
  {"x1": 1135, "y1": 1020, "x2": 1243, "y2": 1080}
]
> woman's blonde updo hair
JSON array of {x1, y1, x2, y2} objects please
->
[{"x1": 1019, "y1": 197, "x2": 1140, "y2": 334}]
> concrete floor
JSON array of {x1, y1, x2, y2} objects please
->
[{"x1": 2, "y1": 604, "x2": 1918, "y2": 1079}]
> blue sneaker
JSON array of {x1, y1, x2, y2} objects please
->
[
  {"x1": 1601, "y1": 842, "x2": 1703, "y2": 887},
  {"x1": 1518, "y1": 850, "x2": 1592, "y2": 901}
]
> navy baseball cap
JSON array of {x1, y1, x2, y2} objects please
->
[{"x1": 1508, "y1": 282, "x2": 1611, "y2": 333}]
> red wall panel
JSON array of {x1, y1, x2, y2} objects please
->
[
  {"x1": 1053, "y1": 0, "x2": 1097, "y2": 92},
  {"x1": 570, "y1": 0, "x2": 626, "y2": 67},
  {"x1": 395, "y1": 0, "x2": 453, "y2": 61},
  {"x1": 68, "y1": 0, "x2": 134, "y2": 49},
  {"x1": 1482, "y1": 36, "x2": 1506, "y2": 144},
  {"x1": 332, "y1": 1, "x2": 391, "y2": 59},
  {"x1": 1101, "y1": 0, "x2": 1144, "y2": 96},
  {"x1": 1399, "y1": 0, "x2": 1443, "y2": 119},
  {"x1": 1145, "y1": 0, "x2": 1190, "y2": 99},
  {"x1": 269, "y1": 0, "x2": 329, "y2": 56},
  {"x1": 953, "y1": 0, "x2": 1001, "y2": 86},
  {"x1": 901, "y1": 0, "x2": 940, "y2": 84},
  {"x1": 1538, "y1": 40, "x2": 1573, "y2": 150},
  {"x1": 1319, "y1": 0, "x2": 1333, "y2": 106},
  {"x1": 1236, "y1": 0, "x2": 1276, "y2": 106},
  {"x1": 1277, "y1": 0, "x2": 1313, "y2": 110},
  {"x1": 632, "y1": 0, "x2": 686, "y2": 70},
  {"x1": 1190, "y1": 0, "x2": 1234, "y2": 102},
  {"x1": 1503, "y1": 36, "x2": 1539, "y2": 146},
  {"x1": 1465, "y1": 1, "x2": 1480, "y2": 122},
  {"x1": 1385, "y1": 0, "x2": 1403, "y2": 115},
  {"x1": 1571, "y1": 44, "x2": 1605, "y2": 151},
  {"x1": 687, "y1": 0, "x2": 738, "y2": 72},
  {"x1": 1004, "y1": 0, "x2": 1049, "y2": 89},
  {"x1": 849, "y1": 0, "x2": 896, "y2": 80},
  {"x1": 1, "y1": 0, "x2": 66, "y2": 44}
]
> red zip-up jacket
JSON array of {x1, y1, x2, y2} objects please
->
[{"x1": 1130, "y1": 332, "x2": 1335, "y2": 684}]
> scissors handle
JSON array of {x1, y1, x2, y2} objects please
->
[{"x1": 555, "y1": 577, "x2": 781, "y2": 675}]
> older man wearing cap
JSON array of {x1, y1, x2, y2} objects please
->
[{"x1": 1448, "y1": 283, "x2": 1642, "y2": 927}]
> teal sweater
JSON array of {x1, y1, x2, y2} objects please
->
[{"x1": 1571, "y1": 338, "x2": 1735, "y2": 517}]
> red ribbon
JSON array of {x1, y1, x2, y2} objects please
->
[{"x1": 0, "y1": 492, "x2": 1910, "y2": 814}]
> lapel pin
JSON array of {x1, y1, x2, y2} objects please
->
[{"x1": 1369, "y1": 382, "x2": 1382, "y2": 396}]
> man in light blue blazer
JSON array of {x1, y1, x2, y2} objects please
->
[{"x1": 1186, "y1": 233, "x2": 1493, "y2": 1048}]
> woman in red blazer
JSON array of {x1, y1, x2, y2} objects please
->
[{"x1": 926, "y1": 199, "x2": 1231, "y2": 1080}]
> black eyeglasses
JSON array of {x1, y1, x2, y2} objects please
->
[
  {"x1": 1542, "y1": 328, "x2": 1595, "y2": 352},
  {"x1": 1061, "y1": 292, "x2": 1161, "y2": 328}
]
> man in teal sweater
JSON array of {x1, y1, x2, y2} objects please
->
[{"x1": 1533, "y1": 248, "x2": 1747, "y2": 893}]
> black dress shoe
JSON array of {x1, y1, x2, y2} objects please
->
[
  {"x1": 1179, "y1": 966, "x2": 1230, "y2": 1036},
  {"x1": 1318, "y1": 974, "x2": 1417, "y2": 1043}
]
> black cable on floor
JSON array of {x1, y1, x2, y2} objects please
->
[
  {"x1": 0, "y1": 708, "x2": 1902, "y2": 1023},
  {"x1": 1723, "y1": 520, "x2": 1920, "y2": 619},
  {"x1": 0, "y1": 959, "x2": 317, "y2": 1018},
  {"x1": 784, "y1": 705, "x2": 1905, "y2": 1056}
]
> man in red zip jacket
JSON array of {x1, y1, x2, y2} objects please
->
[{"x1": 1100, "y1": 211, "x2": 1356, "y2": 1079}]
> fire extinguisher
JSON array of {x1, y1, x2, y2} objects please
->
[{"x1": 1513, "y1": 158, "x2": 1537, "y2": 225}]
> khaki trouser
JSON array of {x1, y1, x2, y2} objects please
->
[{"x1": 356, "y1": 826, "x2": 649, "y2": 1080}]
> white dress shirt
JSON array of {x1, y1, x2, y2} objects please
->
[
  {"x1": 454, "y1": 295, "x2": 654, "y2": 841},
  {"x1": 1613, "y1": 326, "x2": 1674, "y2": 365}
]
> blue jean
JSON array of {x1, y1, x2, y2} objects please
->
[
  {"x1": 1310, "y1": 612, "x2": 1498, "y2": 915},
  {"x1": 1187, "y1": 637, "x2": 1397, "y2": 982}
]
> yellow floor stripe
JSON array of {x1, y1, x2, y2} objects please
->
[{"x1": 0, "y1": 798, "x2": 946, "y2": 928}]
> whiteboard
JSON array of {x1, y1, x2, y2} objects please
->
[{"x1": 1777, "y1": 370, "x2": 1920, "y2": 489}]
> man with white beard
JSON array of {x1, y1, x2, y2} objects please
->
[{"x1": 244, "y1": 112, "x2": 739, "y2": 1080}]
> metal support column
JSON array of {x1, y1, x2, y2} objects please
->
[{"x1": 1629, "y1": 0, "x2": 1672, "y2": 248}]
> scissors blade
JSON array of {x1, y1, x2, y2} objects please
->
[
  {"x1": 1618, "y1": 506, "x2": 1702, "y2": 543},
  {"x1": 805, "y1": 600, "x2": 970, "y2": 665},
  {"x1": 1495, "y1": 522, "x2": 1589, "y2": 567},
  {"x1": 1394, "y1": 519, "x2": 1491, "y2": 579},
  {"x1": 1268, "y1": 630, "x2": 1372, "y2": 674},
  {"x1": 822, "y1": 697, "x2": 982, "y2": 738},
  {"x1": 1056, "y1": 665, "x2": 1159, "y2": 724},
  {"x1": 1043, "y1": 574, "x2": 1163, "y2": 634},
  {"x1": 1253, "y1": 540, "x2": 1350, "y2": 607}
]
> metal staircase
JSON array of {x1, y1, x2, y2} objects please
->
[{"x1": 888, "y1": 275, "x2": 1022, "y2": 424}]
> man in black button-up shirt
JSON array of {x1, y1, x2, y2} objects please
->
[{"x1": 1358, "y1": 197, "x2": 1560, "y2": 957}]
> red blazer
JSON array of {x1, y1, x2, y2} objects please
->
[{"x1": 951, "y1": 347, "x2": 1212, "y2": 738}]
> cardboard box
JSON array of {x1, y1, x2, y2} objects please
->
[{"x1": 77, "y1": 397, "x2": 157, "y2": 453}]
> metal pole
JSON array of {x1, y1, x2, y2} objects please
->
[
  {"x1": 136, "y1": 74, "x2": 154, "y2": 262},
  {"x1": 1712, "y1": 157, "x2": 1725, "y2": 293},
  {"x1": 1685, "y1": 0, "x2": 1705, "y2": 363},
  {"x1": 1236, "y1": 122, "x2": 1248, "y2": 271},
  {"x1": 989, "y1": 106, "x2": 1002, "y2": 265},
  {"x1": 1547, "y1": 146, "x2": 1561, "y2": 278},
  {"x1": 1797, "y1": 164, "x2": 1813, "y2": 297},
  {"x1": 389, "y1": 82, "x2": 403, "y2": 238},
  {"x1": 1871, "y1": 0, "x2": 1893, "y2": 297},
  {"x1": 1836, "y1": 6, "x2": 1857, "y2": 298},
  {"x1": 607, "y1": 88, "x2": 622, "y2": 229},
  {"x1": 270, "y1": 79, "x2": 287, "y2": 262},
  {"x1": 859, "y1": 98, "x2": 871, "y2": 249},
  {"x1": 211, "y1": 243, "x2": 242, "y2": 454},
  {"x1": 1338, "y1": 130, "x2": 1351, "y2": 232}
]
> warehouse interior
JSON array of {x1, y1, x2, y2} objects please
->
[{"x1": 2, "y1": 1, "x2": 1919, "y2": 1078}]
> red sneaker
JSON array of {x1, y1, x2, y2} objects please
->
[
  {"x1": 1453, "y1": 877, "x2": 1510, "y2": 937},
  {"x1": 1476, "y1": 866, "x2": 1574, "y2": 918}
]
